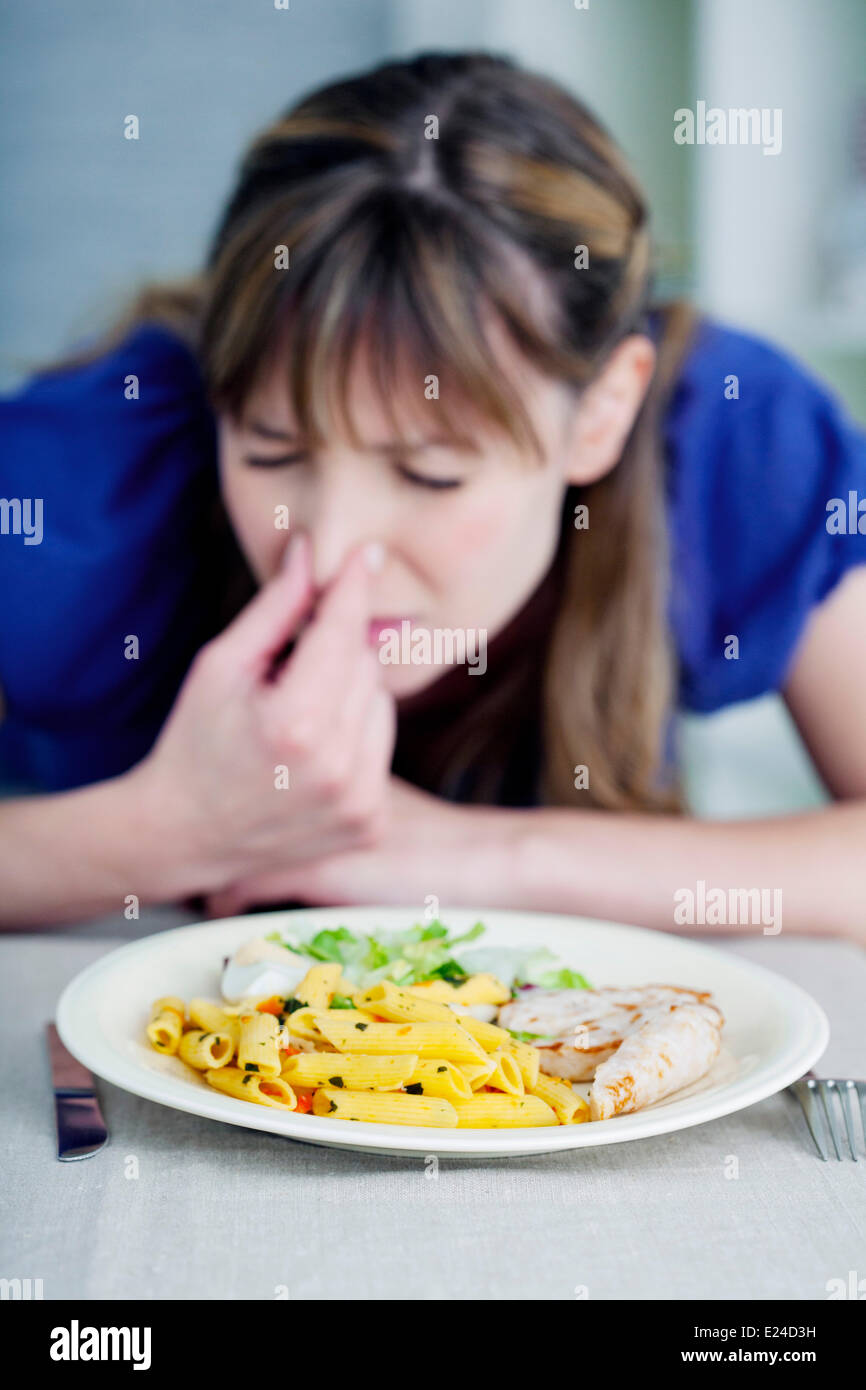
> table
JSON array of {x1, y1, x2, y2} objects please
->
[{"x1": 2, "y1": 912, "x2": 864, "y2": 1301}]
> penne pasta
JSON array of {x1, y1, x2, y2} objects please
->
[
  {"x1": 406, "y1": 1059, "x2": 473, "y2": 1103},
  {"x1": 178, "y1": 1029, "x2": 234, "y2": 1070},
  {"x1": 459, "y1": 1018, "x2": 543, "y2": 1089},
  {"x1": 453, "y1": 974, "x2": 511, "y2": 1006},
  {"x1": 188, "y1": 999, "x2": 240, "y2": 1048},
  {"x1": 281, "y1": 1053, "x2": 417, "y2": 1091},
  {"x1": 238, "y1": 1010, "x2": 281, "y2": 1078},
  {"x1": 294, "y1": 962, "x2": 342, "y2": 1009},
  {"x1": 453, "y1": 1094, "x2": 558, "y2": 1128},
  {"x1": 484, "y1": 1048, "x2": 525, "y2": 1096},
  {"x1": 503, "y1": 1039, "x2": 541, "y2": 1090},
  {"x1": 205, "y1": 1067, "x2": 297, "y2": 1109},
  {"x1": 315, "y1": 1016, "x2": 487, "y2": 1064},
  {"x1": 457, "y1": 1015, "x2": 511, "y2": 1051},
  {"x1": 459, "y1": 1057, "x2": 497, "y2": 1090},
  {"x1": 531, "y1": 1073, "x2": 590, "y2": 1125},
  {"x1": 284, "y1": 1006, "x2": 327, "y2": 1042},
  {"x1": 287, "y1": 1006, "x2": 375, "y2": 1043},
  {"x1": 356, "y1": 981, "x2": 458, "y2": 1025},
  {"x1": 407, "y1": 980, "x2": 460, "y2": 1003},
  {"x1": 312, "y1": 1087, "x2": 458, "y2": 1127},
  {"x1": 146, "y1": 997, "x2": 185, "y2": 1054}
]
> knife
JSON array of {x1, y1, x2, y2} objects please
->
[{"x1": 45, "y1": 1022, "x2": 109, "y2": 1161}]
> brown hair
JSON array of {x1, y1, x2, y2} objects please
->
[{"x1": 50, "y1": 52, "x2": 696, "y2": 811}]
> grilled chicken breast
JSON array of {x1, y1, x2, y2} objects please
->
[
  {"x1": 497, "y1": 985, "x2": 724, "y2": 1113},
  {"x1": 589, "y1": 1001, "x2": 723, "y2": 1120}
]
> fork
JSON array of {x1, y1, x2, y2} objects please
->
[{"x1": 790, "y1": 1072, "x2": 866, "y2": 1161}]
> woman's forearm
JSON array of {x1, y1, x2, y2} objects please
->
[
  {"x1": 0, "y1": 769, "x2": 205, "y2": 929},
  {"x1": 491, "y1": 802, "x2": 866, "y2": 941}
]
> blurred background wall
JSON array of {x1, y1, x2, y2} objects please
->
[{"x1": 2, "y1": 0, "x2": 865, "y2": 817}]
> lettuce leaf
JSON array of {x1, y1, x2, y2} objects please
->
[{"x1": 264, "y1": 920, "x2": 589, "y2": 992}]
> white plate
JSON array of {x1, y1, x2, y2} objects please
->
[{"x1": 56, "y1": 906, "x2": 828, "y2": 1158}]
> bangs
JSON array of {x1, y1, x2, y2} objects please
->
[{"x1": 205, "y1": 188, "x2": 574, "y2": 461}]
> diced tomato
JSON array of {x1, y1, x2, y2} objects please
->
[
  {"x1": 294, "y1": 1092, "x2": 313, "y2": 1114},
  {"x1": 280, "y1": 1045, "x2": 301, "y2": 1058}
]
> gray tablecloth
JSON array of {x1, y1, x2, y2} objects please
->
[{"x1": 2, "y1": 914, "x2": 864, "y2": 1301}]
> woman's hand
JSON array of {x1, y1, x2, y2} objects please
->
[
  {"x1": 130, "y1": 533, "x2": 396, "y2": 895},
  {"x1": 203, "y1": 779, "x2": 518, "y2": 916}
]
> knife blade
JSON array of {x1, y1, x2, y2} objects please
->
[{"x1": 45, "y1": 1022, "x2": 109, "y2": 1161}]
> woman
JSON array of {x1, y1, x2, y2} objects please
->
[{"x1": 2, "y1": 52, "x2": 865, "y2": 935}]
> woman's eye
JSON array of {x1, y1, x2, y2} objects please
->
[
  {"x1": 396, "y1": 463, "x2": 463, "y2": 491},
  {"x1": 242, "y1": 451, "x2": 309, "y2": 469}
]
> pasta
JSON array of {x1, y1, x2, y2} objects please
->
[
  {"x1": 356, "y1": 981, "x2": 458, "y2": 1025},
  {"x1": 459, "y1": 1058, "x2": 497, "y2": 1090},
  {"x1": 530, "y1": 1073, "x2": 591, "y2": 1125},
  {"x1": 189, "y1": 998, "x2": 240, "y2": 1047},
  {"x1": 294, "y1": 962, "x2": 342, "y2": 1009},
  {"x1": 453, "y1": 1094, "x2": 558, "y2": 1128},
  {"x1": 312, "y1": 1087, "x2": 458, "y2": 1127},
  {"x1": 405, "y1": 1059, "x2": 473, "y2": 1103},
  {"x1": 458, "y1": 1016, "x2": 541, "y2": 1087},
  {"x1": 144, "y1": 957, "x2": 596, "y2": 1130},
  {"x1": 178, "y1": 1029, "x2": 234, "y2": 1070},
  {"x1": 484, "y1": 1048, "x2": 524, "y2": 1097},
  {"x1": 205, "y1": 1067, "x2": 297, "y2": 1109},
  {"x1": 237, "y1": 1010, "x2": 282, "y2": 1078},
  {"x1": 282, "y1": 1052, "x2": 417, "y2": 1091},
  {"x1": 314, "y1": 1016, "x2": 488, "y2": 1064},
  {"x1": 146, "y1": 997, "x2": 185, "y2": 1055},
  {"x1": 452, "y1": 974, "x2": 511, "y2": 1006}
]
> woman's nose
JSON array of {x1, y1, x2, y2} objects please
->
[{"x1": 308, "y1": 481, "x2": 384, "y2": 591}]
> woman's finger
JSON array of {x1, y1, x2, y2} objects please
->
[
  {"x1": 278, "y1": 541, "x2": 382, "y2": 694},
  {"x1": 217, "y1": 532, "x2": 314, "y2": 678}
]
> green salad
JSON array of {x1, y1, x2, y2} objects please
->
[{"x1": 263, "y1": 918, "x2": 591, "y2": 996}]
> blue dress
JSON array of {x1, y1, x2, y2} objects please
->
[{"x1": 2, "y1": 318, "x2": 865, "y2": 792}]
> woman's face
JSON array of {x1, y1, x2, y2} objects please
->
[{"x1": 217, "y1": 331, "x2": 650, "y2": 698}]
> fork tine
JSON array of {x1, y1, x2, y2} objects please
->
[
  {"x1": 857, "y1": 1083, "x2": 866, "y2": 1152},
  {"x1": 819, "y1": 1081, "x2": 844, "y2": 1161},
  {"x1": 839, "y1": 1081, "x2": 860, "y2": 1162},
  {"x1": 792, "y1": 1078, "x2": 828, "y2": 1160}
]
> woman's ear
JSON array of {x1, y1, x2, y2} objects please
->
[{"x1": 563, "y1": 334, "x2": 656, "y2": 486}]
